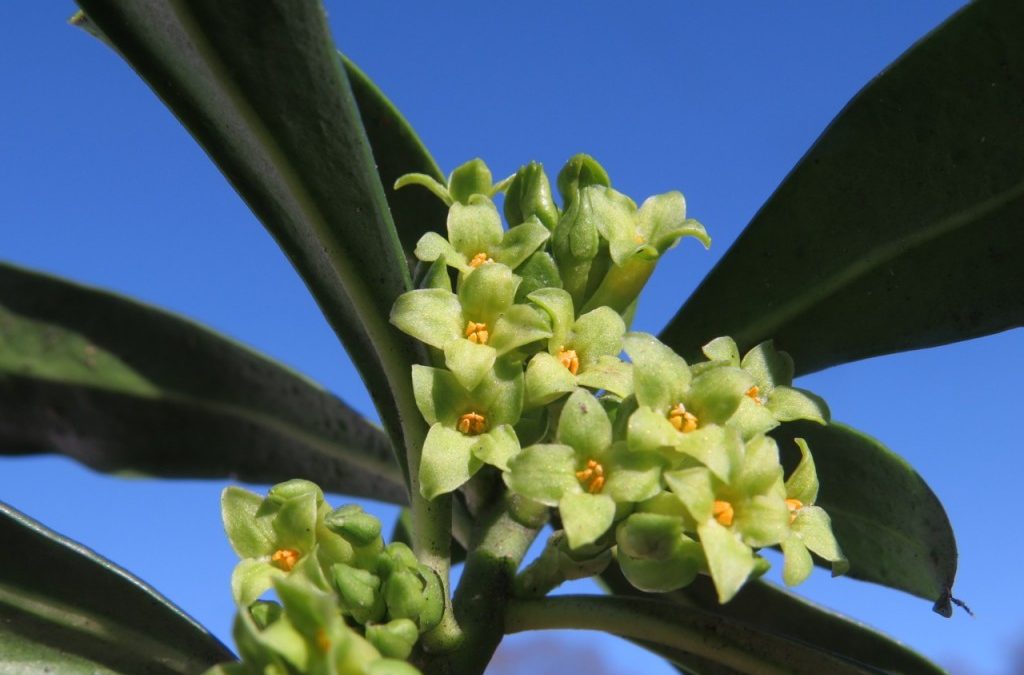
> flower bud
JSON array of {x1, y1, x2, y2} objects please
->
[
  {"x1": 332, "y1": 563, "x2": 385, "y2": 624},
  {"x1": 365, "y1": 618, "x2": 419, "y2": 660},
  {"x1": 448, "y1": 158, "x2": 493, "y2": 204},
  {"x1": 415, "y1": 564, "x2": 445, "y2": 632},
  {"x1": 556, "y1": 154, "x2": 610, "y2": 205},
  {"x1": 383, "y1": 569, "x2": 426, "y2": 621},
  {"x1": 616, "y1": 513, "x2": 683, "y2": 561},
  {"x1": 266, "y1": 479, "x2": 323, "y2": 505},
  {"x1": 325, "y1": 504, "x2": 383, "y2": 547},
  {"x1": 504, "y1": 161, "x2": 559, "y2": 229}
]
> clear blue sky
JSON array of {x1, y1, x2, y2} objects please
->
[{"x1": 3, "y1": 2, "x2": 1021, "y2": 673}]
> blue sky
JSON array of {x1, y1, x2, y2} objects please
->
[{"x1": 3, "y1": 2, "x2": 1022, "y2": 673}]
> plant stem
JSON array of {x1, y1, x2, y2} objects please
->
[{"x1": 438, "y1": 495, "x2": 546, "y2": 675}]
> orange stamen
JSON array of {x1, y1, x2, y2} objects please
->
[
  {"x1": 668, "y1": 403, "x2": 698, "y2": 433},
  {"x1": 745, "y1": 385, "x2": 763, "y2": 405},
  {"x1": 270, "y1": 548, "x2": 300, "y2": 572},
  {"x1": 315, "y1": 628, "x2": 331, "y2": 653},
  {"x1": 465, "y1": 321, "x2": 489, "y2": 344},
  {"x1": 785, "y1": 498, "x2": 803, "y2": 524},
  {"x1": 457, "y1": 411, "x2": 486, "y2": 436},
  {"x1": 558, "y1": 347, "x2": 580, "y2": 375},
  {"x1": 469, "y1": 252, "x2": 494, "y2": 268},
  {"x1": 575, "y1": 459, "x2": 606, "y2": 494},
  {"x1": 712, "y1": 500, "x2": 734, "y2": 527}
]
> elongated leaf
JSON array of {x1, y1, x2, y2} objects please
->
[
  {"x1": 661, "y1": 0, "x2": 1024, "y2": 374},
  {"x1": 0, "y1": 502, "x2": 233, "y2": 673},
  {"x1": 75, "y1": 0, "x2": 426, "y2": 478},
  {"x1": 600, "y1": 563, "x2": 943, "y2": 675},
  {"x1": 0, "y1": 262, "x2": 406, "y2": 504},
  {"x1": 505, "y1": 595, "x2": 879, "y2": 675},
  {"x1": 343, "y1": 56, "x2": 448, "y2": 265},
  {"x1": 772, "y1": 422, "x2": 956, "y2": 614}
]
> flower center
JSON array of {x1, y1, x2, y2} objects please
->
[
  {"x1": 469, "y1": 252, "x2": 494, "y2": 268},
  {"x1": 315, "y1": 628, "x2": 331, "y2": 653},
  {"x1": 271, "y1": 548, "x2": 300, "y2": 572},
  {"x1": 575, "y1": 459, "x2": 606, "y2": 494},
  {"x1": 558, "y1": 347, "x2": 580, "y2": 375},
  {"x1": 745, "y1": 385, "x2": 764, "y2": 405},
  {"x1": 785, "y1": 498, "x2": 803, "y2": 524},
  {"x1": 465, "y1": 321, "x2": 489, "y2": 344},
  {"x1": 457, "y1": 411, "x2": 487, "y2": 436},
  {"x1": 667, "y1": 403, "x2": 698, "y2": 432},
  {"x1": 712, "y1": 500, "x2": 734, "y2": 527}
]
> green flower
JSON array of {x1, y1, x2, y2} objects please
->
[
  {"x1": 505, "y1": 389, "x2": 663, "y2": 549},
  {"x1": 581, "y1": 191, "x2": 709, "y2": 315},
  {"x1": 702, "y1": 337, "x2": 830, "y2": 439},
  {"x1": 779, "y1": 438, "x2": 848, "y2": 586},
  {"x1": 390, "y1": 262, "x2": 552, "y2": 389},
  {"x1": 623, "y1": 332, "x2": 757, "y2": 480},
  {"x1": 664, "y1": 433, "x2": 790, "y2": 603},
  {"x1": 412, "y1": 361, "x2": 523, "y2": 499},
  {"x1": 413, "y1": 195, "x2": 550, "y2": 276},
  {"x1": 523, "y1": 288, "x2": 632, "y2": 408},
  {"x1": 394, "y1": 157, "x2": 496, "y2": 206},
  {"x1": 221, "y1": 480, "x2": 353, "y2": 607},
  {"x1": 614, "y1": 512, "x2": 704, "y2": 593}
]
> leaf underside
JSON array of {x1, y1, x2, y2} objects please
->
[
  {"x1": 0, "y1": 262, "x2": 406, "y2": 504},
  {"x1": 661, "y1": 0, "x2": 1024, "y2": 375},
  {"x1": 0, "y1": 502, "x2": 234, "y2": 674}
]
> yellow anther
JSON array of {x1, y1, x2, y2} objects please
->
[
  {"x1": 457, "y1": 411, "x2": 487, "y2": 436},
  {"x1": 464, "y1": 321, "x2": 489, "y2": 344},
  {"x1": 667, "y1": 403, "x2": 698, "y2": 433},
  {"x1": 745, "y1": 385, "x2": 764, "y2": 405},
  {"x1": 469, "y1": 252, "x2": 494, "y2": 268},
  {"x1": 785, "y1": 498, "x2": 803, "y2": 524},
  {"x1": 558, "y1": 347, "x2": 580, "y2": 375},
  {"x1": 712, "y1": 500, "x2": 734, "y2": 527},
  {"x1": 271, "y1": 548, "x2": 300, "y2": 572},
  {"x1": 633, "y1": 232, "x2": 645, "y2": 244},
  {"x1": 575, "y1": 459, "x2": 606, "y2": 494},
  {"x1": 315, "y1": 628, "x2": 331, "y2": 653}
]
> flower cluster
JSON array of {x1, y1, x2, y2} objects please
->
[
  {"x1": 392, "y1": 156, "x2": 846, "y2": 603},
  {"x1": 211, "y1": 480, "x2": 436, "y2": 674}
]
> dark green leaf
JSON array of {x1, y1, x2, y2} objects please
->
[
  {"x1": 505, "y1": 595, "x2": 879, "y2": 675},
  {"x1": 0, "y1": 262, "x2": 406, "y2": 504},
  {"x1": 0, "y1": 502, "x2": 233, "y2": 673},
  {"x1": 600, "y1": 563, "x2": 943, "y2": 674},
  {"x1": 772, "y1": 421, "x2": 957, "y2": 614},
  {"x1": 661, "y1": 0, "x2": 1024, "y2": 374},
  {"x1": 342, "y1": 56, "x2": 448, "y2": 266},
  {"x1": 75, "y1": 0, "x2": 425, "y2": 478}
]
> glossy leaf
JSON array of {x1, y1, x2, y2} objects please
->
[
  {"x1": 0, "y1": 502, "x2": 233, "y2": 673},
  {"x1": 505, "y1": 595, "x2": 878, "y2": 675},
  {"x1": 661, "y1": 0, "x2": 1024, "y2": 374},
  {"x1": 600, "y1": 564, "x2": 943, "y2": 675},
  {"x1": 75, "y1": 0, "x2": 424, "y2": 477},
  {"x1": 0, "y1": 263, "x2": 407, "y2": 504},
  {"x1": 771, "y1": 421, "x2": 957, "y2": 615}
]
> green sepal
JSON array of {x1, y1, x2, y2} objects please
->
[
  {"x1": 415, "y1": 564, "x2": 445, "y2": 632},
  {"x1": 727, "y1": 396, "x2": 781, "y2": 440},
  {"x1": 560, "y1": 492, "x2": 616, "y2": 550},
  {"x1": 767, "y1": 386, "x2": 830, "y2": 424},
  {"x1": 446, "y1": 197, "x2": 503, "y2": 265},
  {"x1": 740, "y1": 340, "x2": 795, "y2": 389},
  {"x1": 411, "y1": 365, "x2": 464, "y2": 426},
  {"x1": 702, "y1": 336, "x2": 740, "y2": 365},
  {"x1": 617, "y1": 534, "x2": 703, "y2": 593},
  {"x1": 687, "y1": 366, "x2": 756, "y2": 425},
  {"x1": 733, "y1": 434, "x2": 785, "y2": 497},
  {"x1": 524, "y1": 352, "x2": 577, "y2": 408},
  {"x1": 735, "y1": 494, "x2": 790, "y2": 548},
  {"x1": 576, "y1": 356, "x2": 633, "y2": 398},
  {"x1": 448, "y1": 158, "x2": 493, "y2": 204},
  {"x1": 792, "y1": 505, "x2": 849, "y2": 575},
  {"x1": 444, "y1": 338, "x2": 496, "y2": 391},
  {"x1": 514, "y1": 251, "x2": 562, "y2": 302},
  {"x1": 419, "y1": 259, "x2": 452, "y2": 292},
  {"x1": 504, "y1": 161, "x2": 559, "y2": 229},
  {"x1": 785, "y1": 438, "x2": 819, "y2": 505},
  {"x1": 673, "y1": 424, "x2": 740, "y2": 483},
  {"x1": 395, "y1": 172, "x2": 452, "y2": 206},
  {"x1": 627, "y1": 406, "x2": 680, "y2": 455},
  {"x1": 249, "y1": 601, "x2": 283, "y2": 630},
  {"x1": 602, "y1": 443, "x2": 664, "y2": 503},
  {"x1": 528, "y1": 287, "x2": 575, "y2": 350},
  {"x1": 384, "y1": 569, "x2": 426, "y2": 622},
  {"x1": 389, "y1": 288, "x2": 462, "y2": 349},
  {"x1": 365, "y1": 619, "x2": 419, "y2": 660},
  {"x1": 413, "y1": 231, "x2": 459, "y2": 266},
  {"x1": 222, "y1": 486, "x2": 275, "y2": 558},
  {"x1": 505, "y1": 443, "x2": 579, "y2": 506},
  {"x1": 781, "y1": 536, "x2": 815, "y2": 587},
  {"x1": 458, "y1": 260, "x2": 519, "y2": 325},
  {"x1": 556, "y1": 154, "x2": 611, "y2": 203},
  {"x1": 699, "y1": 519, "x2": 756, "y2": 603},
  {"x1": 557, "y1": 389, "x2": 612, "y2": 459},
  {"x1": 472, "y1": 423, "x2": 520, "y2": 471},
  {"x1": 332, "y1": 563, "x2": 385, "y2": 625},
  {"x1": 231, "y1": 558, "x2": 284, "y2": 607},
  {"x1": 494, "y1": 218, "x2": 552, "y2": 271},
  {"x1": 418, "y1": 423, "x2": 482, "y2": 500},
  {"x1": 616, "y1": 513, "x2": 682, "y2": 561},
  {"x1": 490, "y1": 304, "x2": 553, "y2": 357},
  {"x1": 637, "y1": 192, "x2": 710, "y2": 253},
  {"x1": 571, "y1": 306, "x2": 625, "y2": 366},
  {"x1": 664, "y1": 467, "x2": 715, "y2": 523},
  {"x1": 623, "y1": 332, "x2": 691, "y2": 411},
  {"x1": 324, "y1": 505, "x2": 383, "y2": 548},
  {"x1": 270, "y1": 490, "x2": 319, "y2": 553}
]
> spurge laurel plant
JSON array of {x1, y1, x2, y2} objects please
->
[{"x1": 4, "y1": 1, "x2": 1020, "y2": 674}]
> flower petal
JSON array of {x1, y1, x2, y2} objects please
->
[
  {"x1": 784, "y1": 437, "x2": 819, "y2": 505},
  {"x1": 222, "y1": 486, "x2": 276, "y2": 558},
  {"x1": 740, "y1": 340, "x2": 795, "y2": 390},
  {"x1": 524, "y1": 352, "x2": 577, "y2": 408},
  {"x1": 781, "y1": 536, "x2": 814, "y2": 587},
  {"x1": 558, "y1": 389, "x2": 613, "y2": 459},
  {"x1": 571, "y1": 307, "x2": 625, "y2": 365},
  {"x1": 390, "y1": 289, "x2": 462, "y2": 349},
  {"x1": 560, "y1": 492, "x2": 616, "y2": 549},
  {"x1": 792, "y1": 505, "x2": 848, "y2": 575},
  {"x1": 495, "y1": 218, "x2": 551, "y2": 271},
  {"x1": 447, "y1": 196, "x2": 502, "y2": 256},
  {"x1": 664, "y1": 467, "x2": 715, "y2": 522},
  {"x1": 472, "y1": 424, "x2": 521, "y2": 471},
  {"x1": 490, "y1": 304, "x2": 553, "y2": 357},
  {"x1": 698, "y1": 519, "x2": 756, "y2": 603},
  {"x1": 767, "y1": 386, "x2": 830, "y2": 424},
  {"x1": 444, "y1": 339, "x2": 497, "y2": 391},
  {"x1": 505, "y1": 443, "x2": 579, "y2": 506},
  {"x1": 419, "y1": 423, "x2": 482, "y2": 500},
  {"x1": 411, "y1": 365, "x2": 468, "y2": 426},
  {"x1": 623, "y1": 332, "x2": 691, "y2": 410}
]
